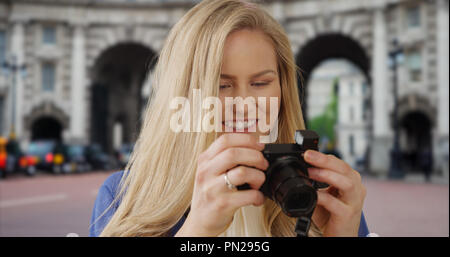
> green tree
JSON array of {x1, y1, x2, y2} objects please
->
[{"x1": 307, "y1": 78, "x2": 339, "y2": 147}]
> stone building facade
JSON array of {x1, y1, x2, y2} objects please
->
[{"x1": 0, "y1": 0, "x2": 448, "y2": 176}]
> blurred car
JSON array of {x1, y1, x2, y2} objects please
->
[
  {"x1": 0, "y1": 137, "x2": 36, "y2": 178},
  {"x1": 26, "y1": 140, "x2": 68, "y2": 174},
  {"x1": 116, "y1": 143, "x2": 134, "y2": 169},
  {"x1": 85, "y1": 144, "x2": 116, "y2": 171},
  {"x1": 0, "y1": 137, "x2": 7, "y2": 178},
  {"x1": 65, "y1": 144, "x2": 91, "y2": 173}
]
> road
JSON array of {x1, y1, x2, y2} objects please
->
[
  {"x1": 0, "y1": 171, "x2": 113, "y2": 237},
  {"x1": 362, "y1": 174, "x2": 449, "y2": 237},
  {"x1": 0, "y1": 171, "x2": 448, "y2": 237}
]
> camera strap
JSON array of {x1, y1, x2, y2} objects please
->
[{"x1": 295, "y1": 213, "x2": 313, "y2": 237}]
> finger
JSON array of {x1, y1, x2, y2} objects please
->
[
  {"x1": 308, "y1": 168, "x2": 356, "y2": 202},
  {"x1": 227, "y1": 189, "x2": 265, "y2": 210},
  {"x1": 203, "y1": 133, "x2": 265, "y2": 161},
  {"x1": 226, "y1": 166, "x2": 266, "y2": 190},
  {"x1": 316, "y1": 190, "x2": 350, "y2": 217},
  {"x1": 304, "y1": 150, "x2": 353, "y2": 176},
  {"x1": 205, "y1": 147, "x2": 269, "y2": 176}
]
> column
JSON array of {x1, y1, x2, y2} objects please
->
[
  {"x1": 437, "y1": 0, "x2": 449, "y2": 138},
  {"x1": 372, "y1": 8, "x2": 389, "y2": 138},
  {"x1": 70, "y1": 24, "x2": 86, "y2": 142},
  {"x1": 437, "y1": 0, "x2": 449, "y2": 177},
  {"x1": 370, "y1": 7, "x2": 390, "y2": 174},
  {"x1": 10, "y1": 21, "x2": 25, "y2": 139}
]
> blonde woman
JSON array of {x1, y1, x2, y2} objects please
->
[{"x1": 89, "y1": 0, "x2": 369, "y2": 237}]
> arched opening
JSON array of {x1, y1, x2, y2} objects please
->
[
  {"x1": 90, "y1": 43, "x2": 156, "y2": 154},
  {"x1": 31, "y1": 116, "x2": 63, "y2": 141},
  {"x1": 296, "y1": 33, "x2": 371, "y2": 121},
  {"x1": 400, "y1": 111, "x2": 433, "y2": 173},
  {"x1": 295, "y1": 34, "x2": 371, "y2": 169}
]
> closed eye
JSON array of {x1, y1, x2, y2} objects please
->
[{"x1": 251, "y1": 81, "x2": 271, "y2": 87}]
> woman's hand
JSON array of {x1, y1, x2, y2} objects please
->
[
  {"x1": 305, "y1": 150, "x2": 367, "y2": 237},
  {"x1": 176, "y1": 133, "x2": 268, "y2": 237}
]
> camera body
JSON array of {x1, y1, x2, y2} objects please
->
[{"x1": 238, "y1": 130, "x2": 327, "y2": 217}]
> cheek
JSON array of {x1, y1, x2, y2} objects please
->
[
  {"x1": 269, "y1": 82, "x2": 281, "y2": 113},
  {"x1": 261, "y1": 83, "x2": 281, "y2": 122},
  {"x1": 275, "y1": 83, "x2": 281, "y2": 108},
  {"x1": 258, "y1": 82, "x2": 281, "y2": 100},
  {"x1": 219, "y1": 95, "x2": 226, "y2": 114}
]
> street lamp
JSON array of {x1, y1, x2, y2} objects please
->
[
  {"x1": 1, "y1": 55, "x2": 26, "y2": 139},
  {"x1": 388, "y1": 39, "x2": 404, "y2": 179}
]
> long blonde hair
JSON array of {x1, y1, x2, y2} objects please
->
[{"x1": 100, "y1": 0, "x2": 321, "y2": 237}]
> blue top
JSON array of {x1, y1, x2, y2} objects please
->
[{"x1": 89, "y1": 170, "x2": 370, "y2": 237}]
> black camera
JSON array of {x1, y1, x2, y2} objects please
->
[{"x1": 238, "y1": 130, "x2": 327, "y2": 218}]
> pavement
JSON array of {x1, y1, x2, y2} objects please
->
[
  {"x1": 362, "y1": 173, "x2": 449, "y2": 237},
  {"x1": 0, "y1": 171, "x2": 114, "y2": 237},
  {"x1": 0, "y1": 170, "x2": 448, "y2": 237}
]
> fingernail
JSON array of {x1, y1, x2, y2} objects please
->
[{"x1": 257, "y1": 142, "x2": 265, "y2": 147}]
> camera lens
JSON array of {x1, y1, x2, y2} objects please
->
[
  {"x1": 265, "y1": 156, "x2": 317, "y2": 217},
  {"x1": 281, "y1": 179, "x2": 317, "y2": 216},
  {"x1": 286, "y1": 191, "x2": 310, "y2": 211}
]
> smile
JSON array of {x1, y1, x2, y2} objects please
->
[{"x1": 223, "y1": 119, "x2": 258, "y2": 131}]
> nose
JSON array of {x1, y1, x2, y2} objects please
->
[
  {"x1": 231, "y1": 82, "x2": 250, "y2": 99},
  {"x1": 228, "y1": 83, "x2": 257, "y2": 119}
]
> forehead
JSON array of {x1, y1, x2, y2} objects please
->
[{"x1": 221, "y1": 29, "x2": 277, "y2": 75}]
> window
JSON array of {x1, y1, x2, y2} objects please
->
[
  {"x1": 407, "y1": 50, "x2": 422, "y2": 82},
  {"x1": 42, "y1": 26, "x2": 56, "y2": 44},
  {"x1": 363, "y1": 99, "x2": 369, "y2": 121},
  {"x1": 406, "y1": 6, "x2": 421, "y2": 28},
  {"x1": 362, "y1": 81, "x2": 368, "y2": 95},
  {"x1": 349, "y1": 106, "x2": 354, "y2": 122},
  {"x1": 42, "y1": 62, "x2": 55, "y2": 92},
  {"x1": 349, "y1": 134, "x2": 355, "y2": 156},
  {"x1": 0, "y1": 30, "x2": 6, "y2": 64}
]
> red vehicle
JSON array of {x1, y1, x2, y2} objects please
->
[
  {"x1": 0, "y1": 137, "x2": 7, "y2": 178},
  {"x1": 0, "y1": 137, "x2": 36, "y2": 178},
  {"x1": 25, "y1": 140, "x2": 67, "y2": 174}
]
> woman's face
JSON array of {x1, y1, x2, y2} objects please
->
[{"x1": 219, "y1": 29, "x2": 281, "y2": 139}]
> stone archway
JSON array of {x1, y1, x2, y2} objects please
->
[
  {"x1": 31, "y1": 117, "x2": 63, "y2": 141},
  {"x1": 295, "y1": 33, "x2": 371, "y2": 123},
  {"x1": 24, "y1": 102, "x2": 70, "y2": 142},
  {"x1": 396, "y1": 94, "x2": 436, "y2": 128},
  {"x1": 90, "y1": 42, "x2": 156, "y2": 154},
  {"x1": 399, "y1": 111, "x2": 433, "y2": 172},
  {"x1": 396, "y1": 94, "x2": 436, "y2": 172}
]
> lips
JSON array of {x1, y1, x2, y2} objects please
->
[{"x1": 223, "y1": 119, "x2": 258, "y2": 132}]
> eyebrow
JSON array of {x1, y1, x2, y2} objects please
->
[{"x1": 220, "y1": 69, "x2": 277, "y2": 80}]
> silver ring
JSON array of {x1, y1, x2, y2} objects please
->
[{"x1": 224, "y1": 172, "x2": 236, "y2": 190}]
